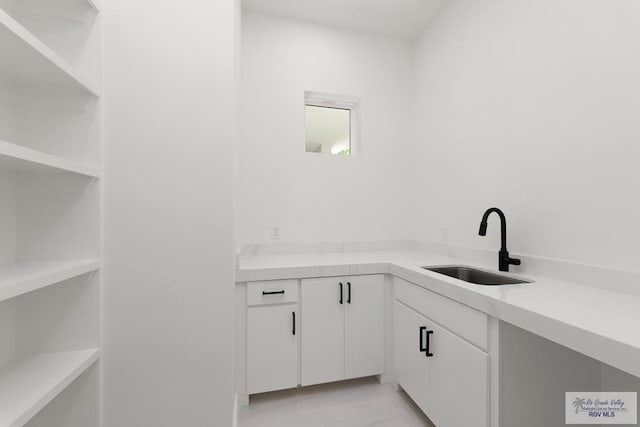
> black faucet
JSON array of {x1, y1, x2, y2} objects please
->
[{"x1": 478, "y1": 207, "x2": 521, "y2": 272}]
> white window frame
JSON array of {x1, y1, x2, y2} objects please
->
[{"x1": 304, "y1": 91, "x2": 360, "y2": 156}]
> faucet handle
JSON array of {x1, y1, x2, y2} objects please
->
[{"x1": 499, "y1": 249, "x2": 521, "y2": 271}]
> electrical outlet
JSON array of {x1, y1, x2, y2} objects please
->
[{"x1": 271, "y1": 226, "x2": 281, "y2": 240}]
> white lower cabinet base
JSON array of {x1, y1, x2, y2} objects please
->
[
  {"x1": 394, "y1": 300, "x2": 429, "y2": 413},
  {"x1": 241, "y1": 274, "x2": 492, "y2": 427},
  {"x1": 247, "y1": 304, "x2": 298, "y2": 395},
  {"x1": 301, "y1": 275, "x2": 384, "y2": 386},
  {"x1": 238, "y1": 267, "x2": 640, "y2": 427},
  {"x1": 345, "y1": 275, "x2": 384, "y2": 379},
  {"x1": 244, "y1": 275, "x2": 385, "y2": 398},
  {"x1": 425, "y1": 314, "x2": 489, "y2": 426},
  {"x1": 300, "y1": 277, "x2": 345, "y2": 386},
  {"x1": 394, "y1": 299, "x2": 490, "y2": 427}
]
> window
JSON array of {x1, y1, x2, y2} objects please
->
[{"x1": 305, "y1": 92, "x2": 359, "y2": 156}]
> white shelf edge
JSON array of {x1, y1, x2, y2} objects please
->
[
  {"x1": 0, "y1": 8, "x2": 100, "y2": 96},
  {"x1": 0, "y1": 260, "x2": 100, "y2": 303},
  {"x1": 86, "y1": 0, "x2": 101, "y2": 12},
  {"x1": 0, "y1": 349, "x2": 100, "y2": 427},
  {"x1": 0, "y1": 140, "x2": 100, "y2": 178}
]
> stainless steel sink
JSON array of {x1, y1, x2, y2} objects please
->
[{"x1": 423, "y1": 266, "x2": 531, "y2": 285}]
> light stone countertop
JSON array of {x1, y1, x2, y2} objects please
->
[{"x1": 237, "y1": 246, "x2": 640, "y2": 379}]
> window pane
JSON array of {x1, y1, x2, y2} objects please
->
[{"x1": 305, "y1": 105, "x2": 350, "y2": 155}]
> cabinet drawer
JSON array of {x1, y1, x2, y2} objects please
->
[
  {"x1": 394, "y1": 277, "x2": 488, "y2": 350},
  {"x1": 247, "y1": 280, "x2": 298, "y2": 306}
]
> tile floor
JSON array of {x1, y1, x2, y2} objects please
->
[{"x1": 238, "y1": 377, "x2": 435, "y2": 427}]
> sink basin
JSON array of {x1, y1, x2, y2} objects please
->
[{"x1": 423, "y1": 265, "x2": 531, "y2": 285}]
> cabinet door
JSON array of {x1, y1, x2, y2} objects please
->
[
  {"x1": 247, "y1": 304, "x2": 298, "y2": 394},
  {"x1": 393, "y1": 300, "x2": 429, "y2": 414},
  {"x1": 301, "y1": 277, "x2": 345, "y2": 386},
  {"x1": 345, "y1": 275, "x2": 384, "y2": 379},
  {"x1": 424, "y1": 318, "x2": 489, "y2": 427}
]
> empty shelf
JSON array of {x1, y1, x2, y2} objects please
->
[
  {"x1": 0, "y1": 260, "x2": 100, "y2": 303},
  {"x1": 0, "y1": 141, "x2": 100, "y2": 178},
  {"x1": 0, "y1": 349, "x2": 99, "y2": 427},
  {"x1": 0, "y1": 8, "x2": 100, "y2": 96}
]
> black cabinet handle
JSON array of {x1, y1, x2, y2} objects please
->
[
  {"x1": 425, "y1": 330, "x2": 434, "y2": 357},
  {"x1": 347, "y1": 282, "x2": 351, "y2": 304},
  {"x1": 339, "y1": 283, "x2": 343, "y2": 304},
  {"x1": 292, "y1": 311, "x2": 296, "y2": 335},
  {"x1": 262, "y1": 290, "x2": 285, "y2": 295},
  {"x1": 419, "y1": 326, "x2": 427, "y2": 353}
]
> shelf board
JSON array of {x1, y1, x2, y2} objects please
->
[
  {"x1": 0, "y1": 260, "x2": 100, "y2": 303},
  {"x1": 0, "y1": 140, "x2": 100, "y2": 178},
  {"x1": 0, "y1": 349, "x2": 99, "y2": 427},
  {"x1": 0, "y1": 8, "x2": 100, "y2": 96}
]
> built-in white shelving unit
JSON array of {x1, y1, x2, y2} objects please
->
[
  {"x1": 0, "y1": 141, "x2": 100, "y2": 178},
  {"x1": 0, "y1": 8, "x2": 99, "y2": 96},
  {"x1": 0, "y1": 0, "x2": 101, "y2": 424},
  {"x1": 0, "y1": 349, "x2": 100, "y2": 427}
]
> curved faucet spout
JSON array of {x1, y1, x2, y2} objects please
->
[
  {"x1": 478, "y1": 207, "x2": 520, "y2": 272},
  {"x1": 479, "y1": 207, "x2": 507, "y2": 250}
]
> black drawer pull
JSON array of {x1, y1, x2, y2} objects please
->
[
  {"x1": 426, "y1": 330, "x2": 434, "y2": 357},
  {"x1": 292, "y1": 311, "x2": 296, "y2": 335},
  {"x1": 419, "y1": 326, "x2": 427, "y2": 353},
  {"x1": 339, "y1": 283, "x2": 344, "y2": 304},
  {"x1": 262, "y1": 290, "x2": 285, "y2": 295},
  {"x1": 347, "y1": 282, "x2": 351, "y2": 304}
]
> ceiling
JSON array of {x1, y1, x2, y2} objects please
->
[{"x1": 242, "y1": 0, "x2": 449, "y2": 40}]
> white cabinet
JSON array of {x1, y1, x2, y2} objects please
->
[
  {"x1": 423, "y1": 313, "x2": 489, "y2": 427},
  {"x1": 393, "y1": 299, "x2": 429, "y2": 413},
  {"x1": 246, "y1": 280, "x2": 299, "y2": 395},
  {"x1": 300, "y1": 277, "x2": 345, "y2": 385},
  {"x1": 301, "y1": 275, "x2": 384, "y2": 386},
  {"x1": 345, "y1": 275, "x2": 384, "y2": 379},
  {"x1": 395, "y1": 277, "x2": 488, "y2": 350},
  {"x1": 247, "y1": 304, "x2": 299, "y2": 394},
  {"x1": 243, "y1": 275, "x2": 384, "y2": 397},
  {"x1": 394, "y1": 288, "x2": 489, "y2": 427}
]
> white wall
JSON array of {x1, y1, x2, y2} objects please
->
[
  {"x1": 413, "y1": 0, "x2": 640, "y2": 272},
  {"x1": 0, "y1": 171, "x2": 15, "y2": 265},
  {"x1": 103, "y1": 0, "x2": 238, "y2": 425},
  {"x1": 238, "y1": 13, "x2": 416, "y2": 248}
]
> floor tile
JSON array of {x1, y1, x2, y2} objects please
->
[{"x1": 238, "y1": 377, "x2": 435, "y2": 427}]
